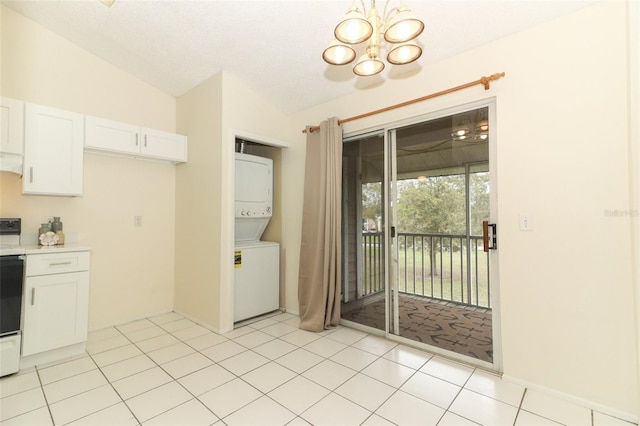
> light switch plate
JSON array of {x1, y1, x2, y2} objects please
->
[{"x1": 519, "y1": 214, "x2": 533, "y2": 231}]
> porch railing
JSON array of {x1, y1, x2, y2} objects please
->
[
  {"x1": 361, "y1": 232, "x2": 491, "y2": 309},
  {"x1": 362, "y1": 232, "x2": 385, "y2": 297}
]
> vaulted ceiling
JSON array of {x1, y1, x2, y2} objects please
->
[{"x1": 2, "y1": 0, "x2": 597, "y2": 114}]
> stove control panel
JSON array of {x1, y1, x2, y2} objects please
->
[{"x1": 0, "y1": 218, "x2": 21, "y2": 235}]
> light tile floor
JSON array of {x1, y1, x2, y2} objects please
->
[{"x1": 0, "y1": 311, "x2": 636, "y2": 426}]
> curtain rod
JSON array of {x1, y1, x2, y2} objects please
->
[{"x1": 302, "y1": 72, "x2": 505, "y2": 134}]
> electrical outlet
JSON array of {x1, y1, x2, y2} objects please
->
[
  {"x1": 134, "y1": 216, "x2": 142, "y2": 228},
  {"x1": 519, "y1": 214, "x2": 533, "y2": 231}
]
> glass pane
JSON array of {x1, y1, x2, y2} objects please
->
[
  {"x1": 469, "y1": 163, "x2": 490, "y2": 307},
  {"x1": 340, "y1": 133, "x2": 386, "y2": 332},
  {"x1": 392, "y1": 106, "x2": 493, "y2": 363}
]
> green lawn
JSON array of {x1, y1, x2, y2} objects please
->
[{"x1": 396, "y1": 245, "x2": 490, "y2": 307}]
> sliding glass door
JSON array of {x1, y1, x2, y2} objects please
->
[{"x1": 341, "y1": 104, "x2": 497, "y2": 366}]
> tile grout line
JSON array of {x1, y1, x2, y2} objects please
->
[
  {"x1": 40, "y1": 352, "x2": 126, "y2": 425},
  {"x1": 208, "y1": 318, "x2": 365, "y2": 424},
  {"x1": 117, "y1": 318, "x2": 223, "y2": 424},
  {"x1": 188, "y1": 316, "x2": 305, "y2": 424},
  {"x1": 133, "y1": 313, "x2": 304, "y2": 423},
  {"x1": 437, "y1": 365, "x2": 477, "y2": 425},
  {"x1": 34, "y1": 365, "x2": 56, "y2": 425},
  {"x1": 86, "y1": 326, "x2": 143, "y2": 426},
  {"x1": 512, "y1": 386, "x2": 528, "y2": 426},
  {"x1": 313, "y1": 335, "x2": 425, "y2": 425},
  {"x1": 216, "y1": 317, "x2": 334, "y2": 422},
  {"x1": 105, "y1": 316, "x2": 233, "y2": 423},
  {"x1": 86, "y1": 319, "x2": 203, "y2": 424}
]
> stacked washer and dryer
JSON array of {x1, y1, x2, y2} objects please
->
[{"x1": 234, "y1": 152, "x2": 280, "y2": 322}]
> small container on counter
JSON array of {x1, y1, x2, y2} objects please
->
[
  {"x1": 38, "y1": 223, "x2": 51, "y2": 246},
  {"x1": 51, "y1": 217, "x2": 62, "y2": 232},
  {"x1": 51, "y1": 217, "x2": 65, "y2": 245}
]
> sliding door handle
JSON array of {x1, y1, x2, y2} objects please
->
[{"x1": 483, "y1": 221, "x2": 497, "y2": 252}]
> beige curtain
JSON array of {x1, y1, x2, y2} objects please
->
[{"x1": 298, "y1": 117, "x2": 343, "y2": 332}]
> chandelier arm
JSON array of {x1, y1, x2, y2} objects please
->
[
  {"x1": 302, "y1": 72, "x2": 506, "y2": 133},
  {"x1": 382, "y1": 0, "x2": 399, "y2": 23}
]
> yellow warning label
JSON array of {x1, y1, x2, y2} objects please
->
[{"x1": 234, "y1": 250, "x2": 242, "y2": 268}]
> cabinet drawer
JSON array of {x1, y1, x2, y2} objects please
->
[{"x1": 26, "y1": 251, "x2": 90, "y2": 276}]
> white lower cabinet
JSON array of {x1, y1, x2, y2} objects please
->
[{"x1": 22, "y1": 250, "x2": 90, "y2": 357}]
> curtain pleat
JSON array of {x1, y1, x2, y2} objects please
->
[{"x1": 298, "y1": 117, "x2": 342, "y2": 332}]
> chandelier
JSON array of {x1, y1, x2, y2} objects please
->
[{"x1": 322, "y1": 0, "x2": 425, "y2": 77}]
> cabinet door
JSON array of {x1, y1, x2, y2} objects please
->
[
  {"x1": 0, "y1": 97, "x2": 24, "y2": 155},
  {"x1": 23, "y1": 104, "x2": 84, "y2": 196},
  {"x1": 85, "y1": 115, "x2": 141, "y2": 155},
  {"x1": 141, "y1": 128, "x2": 187, "y2": 162},
  {"x1": 22, "y1": 271, "x2": 90, "y2": 356}
]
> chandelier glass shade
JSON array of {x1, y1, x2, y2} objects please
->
[
  {"x1": 451, "y1": 110, "x2": 490, "y2": 142},
  {"x1": 354, "y1": 53, "x2": 385, "y2": 76},
  {"x1": 451, "y1": 117, "x2": 472, "y2": 141},
  {"x1": 323, "y1": 0, "x2": 425, "y2": 77},
  {"x1": 386, "y1": 41, "x2": 422, "y2": 65},
  {"x1": 323, "y1": 40, "x2": 357, "y2": 65},
  {"x1": 383, "y1": 6, "x2": 424, "y2": 43},
  {"x1": 335, "y1": 7, "x2": 373, "y2": 44}
]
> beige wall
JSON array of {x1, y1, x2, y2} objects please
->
[
  {"x1": 175, "y1": 72, "x2": 291, "y2": 332},
  {"x1": 174, "y1": 74, "x2": 222, "y2": 329},
  {"x1": 285, "y1": 1, "x2": 638, "y2": 418},
  {"x1": 0, "y1": 6, "x2": 178, "y2": 329},
  {"x1": 630, "y1": 0, "x2": 640, "y2": 411}
]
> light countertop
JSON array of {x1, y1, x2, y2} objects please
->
[{"x1": 22, "y1": 244, "x2": 91, "y2": 255}]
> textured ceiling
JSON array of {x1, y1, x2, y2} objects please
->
[{"x1": 2, "y1": 0, "x2": 597, "y2": 114}]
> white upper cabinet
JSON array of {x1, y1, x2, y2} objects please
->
[
  {"x1": 85, "y1": 115, "x2": 187, "y2": 163},
  {"x1": 0, "y1": 97, "x2": 25, "y2": 175},
  {"x1": 84, "y1": 115, "x2": 140, "y2": 155},
  {"x1": 23, "y1": 103, "x2": 84, "y2": 196},
  {"x1": 1, "y1": 97, "x2": 24, "y2": 155},
  {"x1": 141, "y1": 128, "x2": 187, "y2": 162}
]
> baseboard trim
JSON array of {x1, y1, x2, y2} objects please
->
[{"x1": 502, "y1": 374, "x2": 638, "y2": 424}]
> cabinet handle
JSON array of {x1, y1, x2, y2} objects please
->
[
  {"x1": 30, "y1": 167, "x2": 33, "y2": 183},
  {"x1": 135, "y1": 134, "x2": 139, "y2": 146},
  {"x1": 49, "y1": 262, "x2": 72, "y2": 266},
  {"x1": 144, "y1": 135, "x2": 147, "y2": 147},
  {"x1": 31, "y1": 288, "x2": 35, "y2": 306}
]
